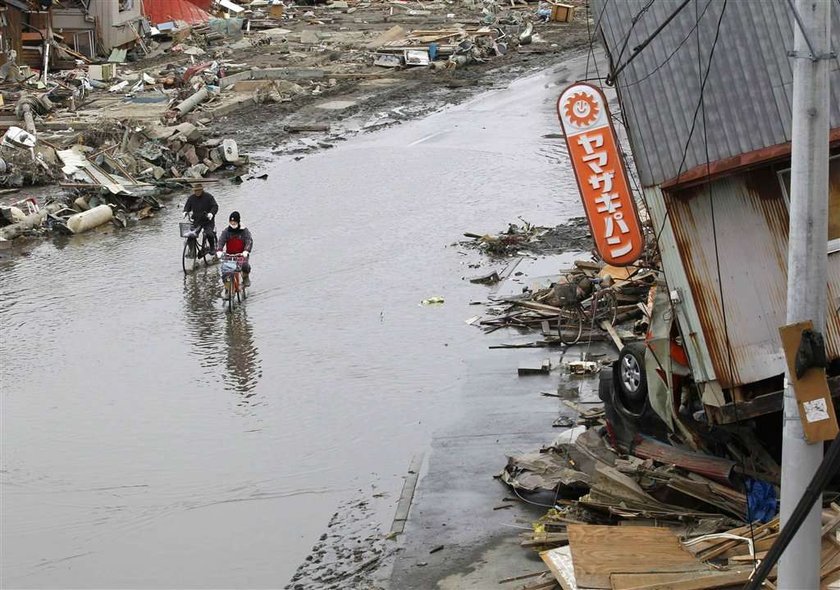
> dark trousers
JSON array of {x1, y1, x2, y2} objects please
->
[{"x1": 193, "y1": 220, "x2": 216, "y2": 250}]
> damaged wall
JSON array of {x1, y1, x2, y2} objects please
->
[
  {"x1": 0, "y1": 3, "x2": 24, "y2": 59},
  {"x1": 87, "y1": 0, "x2": 142, "y2": 51},
  {"x1": 658, "y1": 166, "x2": 840, "y2": 390}
]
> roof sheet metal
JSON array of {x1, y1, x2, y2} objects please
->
[
  {"x1": 593, "y1": 0, "x2": 840, "y2": 187},
  {"x1": 143, "y1": 0, "x2": 210, "y2": 25},
  {"x1": 663, "y1": 170, "x2": 840, "y2": 388}
]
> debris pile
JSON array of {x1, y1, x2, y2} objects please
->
[
  {"x1": 464, "y1": 219, "x2": 658, "y2": 351},
  {"x1": 0, "y1": 119, "x2": 247, "y2": 240},
  {"x1": 494, "y1": 422, "x2": 840, "y2": 590},
  {"x1": 463, "y1": 218, "x2": 593, "y2": 256}
]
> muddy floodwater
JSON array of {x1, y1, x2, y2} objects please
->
[{"x1": 1, "y1": 58, "x2": 592, "y2": 588}]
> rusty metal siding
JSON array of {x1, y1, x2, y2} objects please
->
[
  {"x1": 827, "y1": 256, "x2": 840, "y2": 352},
  {"x1": 593, "y1": 0, "x2": 840, "y2": 187},
  {"x1": 643, "y1": 185, "x2": 718, "y2": 386},
  {"x1": 665, "y1": 170, "x2": 840, "y2": 388}
]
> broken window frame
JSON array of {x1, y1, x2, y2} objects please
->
[{"x1": 777, "y1": 158, "x2": 840, "y2": 255}]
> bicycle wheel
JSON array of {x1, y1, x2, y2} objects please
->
[
  {"x1": 558, "y1": 305, "x2": 583, "y2": 346},
  {"x1": 182, "y1": 238, "x2": 198, "y2": 274},
  {"x1": 594, "y1": 290, "x2": 618, "y2": 326}
]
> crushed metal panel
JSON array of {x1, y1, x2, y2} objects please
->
[
  {"x1": 665, "y1": 170, "x2": 793, "y2": 388},
  {"x1": 593, "y1": 0, "x2": 840, "y2": 187},
  {"x1": 57, "y1": 148, "x2": 131, "y2": 195}
]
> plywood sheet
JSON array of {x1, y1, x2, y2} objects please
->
[
  {"x1": 540, "y1": 546, "x2": 578, "y2": 590},
  {"x1": 566, "y1": 525, "x2": 705, "y2": 589},
  {"x1": 610, "y1": 568, "x2": 752, "y2": 590}
]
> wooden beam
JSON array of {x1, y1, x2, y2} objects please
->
[{"x1": 711, "y1": 376, "x2": 840, "y2": 424}]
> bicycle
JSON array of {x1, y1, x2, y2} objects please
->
[
  {"x1": 557, "y1": 277, "x2": 618, "y2": 346},
  {"x1": 220, "y1": 254, "x2": 248, "y2": 313},
  {"x1": 180, "y1": 219, "x2": 215, "y2": 274}
]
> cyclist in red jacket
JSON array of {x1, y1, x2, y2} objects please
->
[{"x1": 216, "y1": 211, "x2": 253, "y2": 287}]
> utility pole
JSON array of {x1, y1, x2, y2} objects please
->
[{"x1": 779, "y1": 0, "x2": 831, "y2": 587}]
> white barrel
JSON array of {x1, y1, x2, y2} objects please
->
[{"x1": 66, "y1": 204, "x2": 113, "y2": 234}]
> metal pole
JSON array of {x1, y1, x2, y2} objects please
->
[{"x1": 779, "y1": 0, "x2": 830, "y2": 588}]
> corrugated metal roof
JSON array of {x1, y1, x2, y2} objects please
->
[
  {"x1": 143, "y1": 0, "x2": 210, "y2": 25},
  {"x1": 593, "y1": 0, "x2": 840, "y2": 187}
]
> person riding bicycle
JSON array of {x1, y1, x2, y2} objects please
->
[
  {"x1": 183, "y1": 184, "x2": 219, "y2": 252},
  {"x1": 216, "y1": 211, "x2": 253, "y2": 288}
]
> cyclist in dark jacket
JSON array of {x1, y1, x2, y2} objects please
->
[
  {"x1": 183, "y1": 184, "x2": 219, "y2": 251},
  {"x1": 216, "y1": 211, "x2": 253, "y2": 287}
]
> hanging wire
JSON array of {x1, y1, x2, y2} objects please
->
[
  {"x1": 606, "y1": 0, "x2": 692, "y2": 85},
  {"x1": 610, "y1": 0, "x2": 657, "y2": 73},
  {"x1": 694, "y1": 0, "x2": 759, "y2": 560},
  {"x1": 586, "y1": 0, "x2": 611, "y2": 85},
  {"x1": 653, "y1": 0, "x2": 728, "y2": 249},
  {"x1": 619, "y1": 0, "x2": 714, "y2": 89}
]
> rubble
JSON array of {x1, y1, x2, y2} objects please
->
[
  {"x1": 0, "y1": 0, "x2": 587, "y2": 244},
  {"x1": 464, "y1": 218, "x2": 657, "y2": 350}
]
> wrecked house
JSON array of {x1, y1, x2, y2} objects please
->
[
  {"x1": 51, "y1": 0, "x2": 143, "y2": 55},
  {"x1": 1, "y1": 0, "x2": 54, "y2": 71},
  {"x1": 593, "y1": 0, "x2": 840, "y2": 446}
]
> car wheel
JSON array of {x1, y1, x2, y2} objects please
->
[{"x1": 615, "y1": 343, "x2": 648, "y2": 416}]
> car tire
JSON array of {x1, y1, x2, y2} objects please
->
[{"x1": 615, "y1": 342, "x2": 648, "y2": 417}]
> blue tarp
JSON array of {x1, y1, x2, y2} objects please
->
[{"x1": 746, "y1": 478, "x2": 778, "y2": 523}]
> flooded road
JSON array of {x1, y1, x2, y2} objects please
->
[{"x1": 1, "y1": 54, "x2": 591, "y2": 588}]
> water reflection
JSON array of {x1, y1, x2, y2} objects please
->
[
  {"x1": 222, "y1": 307, "x2": 262, "y2": 400},
  {"x1": 181, "y1": 269, "x2": 262, "y2": 401},
  {"x1": 182, "y1": 269, "x2": 224, "y2": 368}
]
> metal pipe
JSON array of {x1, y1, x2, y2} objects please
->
[
  {"x1": 778, "y1": 0, "x2": 831, "y2": 587},
  {"x1": 19, "y1": 103, "x2": 36, "y2": 135}
]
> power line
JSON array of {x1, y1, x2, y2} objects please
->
[
  {"x1": 605, "y1": 0, "x2": 692, "y2": 86},
  {"x1": 620, "y1": 0, "x2": 714, "y2": 89},
  {"x1": 611, "y1": 0, "x2": 657, "y2": 73},
  {"x1": 586, "y1": 0, "x2": 611, "y2": 83},
  {"x1": 653, "y1": 0, "x2": 728, "y2": 247},
  {"x1": 694, "y1": 0, "x2": 758, "y2": 560}
]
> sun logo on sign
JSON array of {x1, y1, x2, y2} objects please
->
[{"x1": 564, "y1": 91, "x2": 600, "y2": 128}]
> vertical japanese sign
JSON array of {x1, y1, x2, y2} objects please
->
[{"x1": 557, "y1": 83, "x2": 644, "y2": 267}]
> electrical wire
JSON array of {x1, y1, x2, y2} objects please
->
[
  {"x1": 585, "y1": 0, "x2": 611, "y2": 85},
  {"x1": 695, "y1": 0, "x2": 759, "y2": 563},
  {"x1": 610, "y1": 0, "x2": 657, "y2": 74},
  {"x1": 653, "y1": 0, "x2": 728, "y2": 249},
  {"x1": 619, "y1": 0, "x2": 714, "y2": 89},
  {"x1": 606, "y1": 0, "x2": 692, "y2": 85}
]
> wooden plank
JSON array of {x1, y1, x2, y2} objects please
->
[
  {"x1": 610, "y1": 569, "x2": 753, "y2": 590},
  {"x1": 566, "y1": 525, "x2": 704, "y2": 589},
  {"x1": 710, "y1": 375, "x2": 840, "y2": 424},
  {"x1": 599, "y1": 320, "x2": 624, "y2": 351}
]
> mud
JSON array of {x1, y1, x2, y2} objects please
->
[
  {"x1": 213, "y1": 42, "x2": 590, "y2": 159},
  {"x1": 286, "y1": 494, "x2": 396, "y2": 590}
]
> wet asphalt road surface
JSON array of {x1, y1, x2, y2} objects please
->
[{"x1": 1, "y1": 51, "x2": 600, "y2": 588}]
